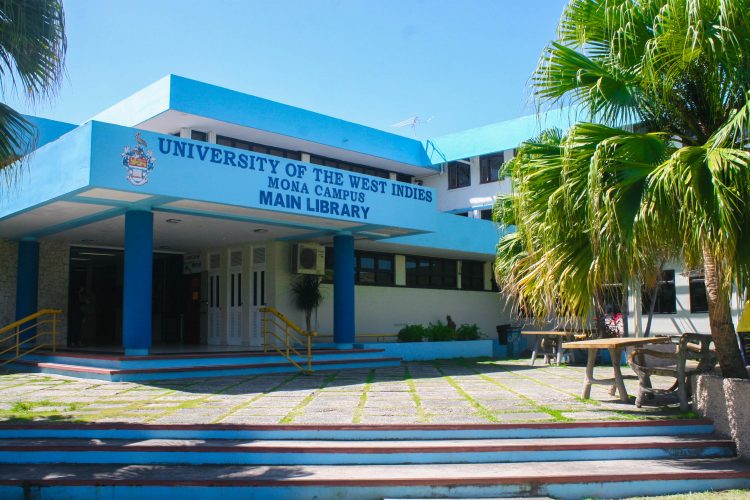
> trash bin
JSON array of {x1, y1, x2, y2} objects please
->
[
  {"x1": 507, "y1": 327, "x2": 522, "y2": 358},
  {"x1": 496, "y1": 324, "x2": 510, "y2": 345}
]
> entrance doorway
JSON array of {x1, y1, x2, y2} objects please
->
[{"x1": 67, "y1": 247, "x2": 201, "y2": 349}]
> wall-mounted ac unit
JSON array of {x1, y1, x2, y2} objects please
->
[{"x1": 291, "y1": 243, "x2": 325, "y2": 275}]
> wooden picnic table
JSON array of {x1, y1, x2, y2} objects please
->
[
  {"x1": 561, "y1": 336, "x2": 671, "y2": 403},
  {"x1": 522, "y1": 330, "x2": 588, "y2": 366}
]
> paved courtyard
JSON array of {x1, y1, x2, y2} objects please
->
[{"x1": 0, "y1": 359, "x2": 689, "y2": 425}]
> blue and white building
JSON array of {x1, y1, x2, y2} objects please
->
[{"x1": 0, "y1": 75, "x2": 723, "y2": 357}]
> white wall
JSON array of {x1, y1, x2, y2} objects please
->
[
  {"x1": 626, "y1": 265, "x2": 742, "y2": 337},
  {"x1": 420, "y1": 155, "x2": 512, "y2": 214},
  {"x1": 269, "y1": 241, "x2": 512, "y2": 339}
]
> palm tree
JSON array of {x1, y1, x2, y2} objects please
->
[
  {"x1": 528, "y1": 0, "x2": 750, "y2": 378},
  {"x1": 0, "y1": 0, "x2": 67, "y2": 186}
]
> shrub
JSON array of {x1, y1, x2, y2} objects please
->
[
  {"x1": 398, "y1": 324, "x2": 425, "y2": 343},
  {"x1": 425, "y1": 320, "x2": 456, "y2": 342},
  {"x1": 456, "y1": 323, "x2": 480, "y2": 340}
]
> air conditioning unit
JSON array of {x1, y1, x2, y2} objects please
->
[{"x1": 291, "y1": 243, "x2": 325, "y2": 275}]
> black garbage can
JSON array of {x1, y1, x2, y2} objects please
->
[{"x1": 496, "y1": 324, "x2": 510, "y2": 345}]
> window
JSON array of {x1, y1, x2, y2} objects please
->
[
  {"x1": 480, "y1": 209, "x2": 493, "y2": 221},
  {"x1": 405, "y1": 256, "x2": 457, "y2": 289},
  {"x1": 216, "y1": 135, "x2": 301, "y2": 160},
  {"x1": 447, "y1": 161, "x2": 471, "y2": 189},
  {"x1": 323, "y1": 248, "x2": 394, "y2": 286},
  {"x1": 461, "y1": 260, "x2": 485, "y2": 291},
  {"x1": 354, "y1": 252, "x2": 393, "y2": 286},
  {"x1": 689, "y1": 274, "x2": 709, "y2": 313},
  {"x1": 603, "y1": 284, "x2": 625, "y2": 315},
  {"x1": 642, "y1": 270, "x2": 677, "y2": 314},
  {"x1": 191, "y1": 130, "x2": 208, "y2": 142},
  {"x1": 480, "y1": 153, "x2": 504, "y2": 183},
  {"x1": 310, "y1": 155, "x2": 394, "y2": 179}
]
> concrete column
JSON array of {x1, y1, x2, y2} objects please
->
[
  {"x1": 333, "y1": 233, "x2": 355, "y2": 346},
  {"x1": 15, "y1": 239, "x2": 39, "y2": 343},
  {"x1": 122, "y1": 210, "x2": 153, "y2": 355}
]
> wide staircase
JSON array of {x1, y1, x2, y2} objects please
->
[
  {"x1": 0, "y1": 418, "x2": 748, "y2": 498},
  {"x1": 2, "y1": 307, "x2": 401, "y2": 381}
]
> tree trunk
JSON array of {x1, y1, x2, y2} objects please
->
[
  {"x1": 593, "y1": 289, "x2": 607, "y2": 339},
  {"x1": 643, "y1": 285, "x2": 658, "y2": 337},
  {"x1": 621, "y1": 282, "x2": 629, "y2": 337},
  {"x1": 702, "y1": 244, "x2": 748, "y2": 379},
  {"x1": 304, "y1": 310, "x2": 312, "y2": 333}
]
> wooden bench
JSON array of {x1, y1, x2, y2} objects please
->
[{"x1": 627, "y1": 333, "x2": 717, "y2": 411}]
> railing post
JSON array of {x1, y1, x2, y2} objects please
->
[
  {"x1": 262, "y1": 311, "x2": 268, "y2": 352},
  {"x1": 307, "y1": 335, "x2": 312, "y2": 372},
  {"x1": 52, "y1": 312, "x2": 57, "y2": 353},
  {"x1": 285, "y1": 326, "x2": 290, "y2": 357}
]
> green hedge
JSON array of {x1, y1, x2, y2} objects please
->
[{"x1": 397, "y1": 322, "x2": 482, "y2": 342}]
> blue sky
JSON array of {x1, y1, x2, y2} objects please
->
[{"x1": 7, "y1": 0, "x2": 567, "y2": 138}]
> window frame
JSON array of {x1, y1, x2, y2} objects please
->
[
  {"x1": 642, "y1": 270, "x2": 677, "y2": 314},
  {"x1": 479, "y1": 153, "x2": 504, "y2": 184},
  {"x1": 689, "y1": 274, "x2": 709, "y2": 313},
  {"x1": 447, "y1": 161, "x2": 471, "y2": 189}
]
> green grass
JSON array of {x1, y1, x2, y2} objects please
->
[
  {"x1": 352, "y1": 369, "x2": 375, "y2": 424},
  {"x1": 432, "y1": 361, "x2": 499, "y2": 423},
  {"x1": 280, "y1": 372, "x2": 338, "y2": 424},
  {"x1": 403, "y1": 365, "x2": 430, "y2": 423}
]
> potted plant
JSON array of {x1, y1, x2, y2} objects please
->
[{"x1": 290, "y1": 275, "x2": 323, "y2": 333}]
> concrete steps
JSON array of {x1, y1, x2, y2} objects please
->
[
  {"x1": 4, "y1": 348, "x2": 402, "y2": 381},
  {"x1": 0, "y1": 434, "x2": 735, "y2": 465},
  {"x1": 0, "y1": 419, "x2": 748, "y2": 498}
]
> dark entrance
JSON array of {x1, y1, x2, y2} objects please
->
[{"x1": 68, "y1": 247, "x2": 202, "y2": 349}]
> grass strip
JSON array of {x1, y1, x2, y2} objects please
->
[
  {"x1": 280, "y1": 371, "x2": 339, "y2": 424},
  {"x1": 431, "y1": 361, "x2": 498, "y2": 423},
  {"x1": 403, "y1": 366, "x2": 430, "y2": 423},
  {"x1": 352, "y1": 369, "x2": 375, "y2": 424},
  {"x1": 212, "y1": 373, "x2": 299, "y2": 423}
]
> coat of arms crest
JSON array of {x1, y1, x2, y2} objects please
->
[{"x1": 121, "y1": 132, "x2": 156, "y2": 186}]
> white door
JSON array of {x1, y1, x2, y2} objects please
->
[
  {"x1": 226, "y1": 249, "x2": 244, "y2": 346},
  {"x1": 249, "y1": 246, "x2": 267, "y2": 348},
  {"x1": 207, "y1": 252, "x2": 222, "y2": 345}
]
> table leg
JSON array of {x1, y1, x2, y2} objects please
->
[
  {"x1": 530, "y1": 337, "x2": 541, "y2": 366},
  {"x1": 609, "y1": 347, "x2": 629, "y2": 402},
  {"x1": 582, "y1": 348, "x2": 596, "y2": 399}
]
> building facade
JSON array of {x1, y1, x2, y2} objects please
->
[{"x1": 0, "y1": 75, "x2": 738, "y2": 354}]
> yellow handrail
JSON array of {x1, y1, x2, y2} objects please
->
[
  {"x1": 259, "y1": 307, "x2": 315, "y2": 373},
  {"x1": 0, "y1": 309, "x2": 62, "y2": 366}
]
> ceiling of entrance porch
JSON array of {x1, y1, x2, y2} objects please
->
[{"x1": 0, "y1": 187, "x2": 414, "y2": 250}]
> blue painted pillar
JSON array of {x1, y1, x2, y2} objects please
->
[
  {"x1": 122, "y1": 210, "x2": 153, "y2": 356},
  {"x1": 15, "y1": 239, "x2": 39, "y2": 344},
  {"x1": 333, "y1": 233, "x2": 355, "y2": 345}
]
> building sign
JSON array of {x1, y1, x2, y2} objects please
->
[
  {"x1": 154, "y1": 137, "x2": 433, "y2": 222},
  {"x1": 97, "y1": 122, "x2": 436, "y2": 232}
]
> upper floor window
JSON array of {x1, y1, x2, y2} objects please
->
[
  {"x1": 310, "y1": 155, "x2": 392, "y2": 179},
  {"x1": 191, "y1": 130, "x2": 208, "y2": 142},
  {"x1": 642, "y1": 270, "x2": 677, "y2": 314},
  {"x1": 689, "y1": 273, "x2": 709, "y2": 313},
  {"x1": 480, "y1": 209, "x2": 493, "y2": 221},
  {"x1": 480, "y1": 153, "x2": 504, "y2": 184},
  {"x1": 447, "y1": 161, "x2": 471, "y2": 189},
  {"x1": 216, "y1": 135, "x2": 301, "y2": 160}
]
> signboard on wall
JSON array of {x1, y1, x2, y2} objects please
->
[{"x1": 91, "y1": 122, "x2": 437, "y2": 234}]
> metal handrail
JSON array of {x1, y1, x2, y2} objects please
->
[
  {"x1": 259, "y1": 307, "x2": 315, "y2": 373},
  {"x1": 0, "y1": 309, "x2": 62, "y2": 366}
]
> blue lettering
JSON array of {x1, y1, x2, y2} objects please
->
[
  {"x1": 158, "y1": 138, "x2": 171, "y2": 154},
  {"x1": 210, "y1": 148, "x2": 222, "y2": 164},
  {"x1": 256, "y1": 157, "x2": 267, "y2": 171},
  {"x1": 224, "y1": 150, "x2": 236, "y2": 166},
  {"x1": 267, "y1": 159, "x2": 279, "y2": 174},
  {"x1": 238, "y1": 154, "x2": 248, "y2": 168},
  {"x1": 186, "y1": 143, "x2": 194, "y2": 159},
  {"x1": 196, "y1": 145, "x2": 210, "y2": 161},
  {"x1": 173, "y1": 141, "x2": 186, "y2": 157}
]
